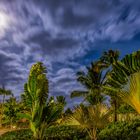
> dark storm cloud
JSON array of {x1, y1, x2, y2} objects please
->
[{"x1": 0, "y1": 0, "x2": 140, "y2": 106}]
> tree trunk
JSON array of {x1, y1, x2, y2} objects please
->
[
  {"x1": 114, "y1": 99, "x2": 117, "y2": 122},
  {"x1": 0, "y1": 94, "x2": 5, "y2": 127},
  {"x1": 2, "y1": 85, "x2": 5, "y2": 104},
  {"x1": 10, "y1": 119, "x2": 12, "y2": 129},
  {"x1": 0, "y1": 104, "x2": 2, "y2": 128}
]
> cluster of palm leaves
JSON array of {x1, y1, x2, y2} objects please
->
[
  {"x1": 66, "y1": 104, "x2": 111, "y2": 140},
  {"x1": 71, "y1": 61, "x2": 108, "y2": 105}
]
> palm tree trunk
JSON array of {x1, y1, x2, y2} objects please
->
[
  {"x1": 3, "y1": 94, "x2": 5, "y2": 104},
  {"x1": 1, "y1": 85, "x2": 6, "y2": 126},
  {"x1": 0, "y1": 94, "x2": 5, "y2": 127},
  {"x1": 114, "y1": 99, "x2": 117, "y2": 122},
  {"x1": 0, "y1": 104, "x2": 2, "y2": 127},
  {"x1": 10, "y1": 119, "x2": 12, "y2": 129},
  {"x1": 2, "y1": 85, "x2": 5, "y2": 104}
]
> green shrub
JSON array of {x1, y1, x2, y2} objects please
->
[
  {"x1": 0, "y1": 129, "x2": 33, "y2": 140},
  {"x1": 98, "y1": 119, "x2": 140, "y2": 140},
  {"x1": 46, "y1": 125, "x2": 89, "y2": 140},
  {"x1": 0, "y1": 126, "x2": 89, "y2": 140},
  {"x1": 117, "y1": 104, "x2": 136, "y2": 114}
]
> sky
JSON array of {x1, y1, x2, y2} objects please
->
[{"x1": 0, "y1": 0, "x2": 140, "y2": 107}]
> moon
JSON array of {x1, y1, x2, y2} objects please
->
[
  {"x1": 0, "y1": 12, "x2": 12, "y2": 38},
  {"x1": 0, "y1": 12, "x2": 10, "y2": 30}
]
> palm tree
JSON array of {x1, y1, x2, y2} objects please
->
[
  {"x1": 0, "y1": 85, "x2": 12, "y2": 104},
  {"x1": 56, "y1": 96, "x2": 66, "y2": 107},
  {"x1": 100, "y1": 50, "x2": 120, "y2": 122},
  {"x1": 100, "y1": 49, "x2": 120, "y2": 67},
  {"x1": 21, "y1": 62, "x2": 62, "y2": 140},
  {"x1": 66, "y1": 104, "x2": 111, "y2": 140},
  {"x1": 0, "y1": 86, "x2": 12, "y2": 127},
  {"x1": 118, "y1": 71, "x2": 140, "y2": 114},
  {"x1": 71, "y1": 61, "x2": 108, "y2": 105}
]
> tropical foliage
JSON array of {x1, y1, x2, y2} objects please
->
[
  {"x1": 99, "y1": 119, "x2": 140, "y2": 140},
  {"x1": 1, "y1": 50, "x2": 140, "y2": 140},
  {"x1": 21, "y1": 62, "x2": 63, "y2": 140},
  {"x1": 0, "y1": 87, "x2": 12, "y2": 127},
  {"x1": 71, "y1": 61, "x2": 107, "y2": 105},
  {"x1": 3, "y1": 96, "x2": 20, "y2": 128},
  {"x1": 21, "y1": 62, "x2": 49, "y2": 139},
  {"x1": 118, "y1": 71, "x2": 140, "y2": 114},
  {"x1": 66, "y1": 104, "x2": 111, "y2": 140},
  {"x1": 0, "y1": 129, "x2": 32, "y2": 140}
]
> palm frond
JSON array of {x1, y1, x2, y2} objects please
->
[
  {"x1": 70, "y1": 90, "x2": 88, "y2": 98},
  {"x1": 44, "y1": 104, "x2": 63, "y2": 126},
  {"x1": 119, "y1": 71, "x2": 140, "y2": 114},
  {"x1": 17, "y1": 112, "x2": 32, "y2": 121},
  {"x1": 66, "y1": 104, "x2": 111, "y2": 130}
]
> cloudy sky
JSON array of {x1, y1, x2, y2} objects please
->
[{"x1": 0, "y1": 0, "x2": 140, "y2": 106}]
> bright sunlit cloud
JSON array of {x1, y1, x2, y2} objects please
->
[
  {"x1": 0, "y1": 12, "x2": 9, "y2": 29},
  {"x1": 0, "y1": 11, "x2": 12, "y2": 38}
]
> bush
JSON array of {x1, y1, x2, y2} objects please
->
[
  {"x1": 0, "y1": 126, "x2": 89, "y2": 140},
  {"x1": 0, "y1": 129, "x2": 33, "y2": 140},
  {"x1": 117, "y1": 104, "x2": 136, "y2": 114},
  {"x1": 46, "y1": 125, "x2": 89, "y2": 140},
  {"x1": 98, "y1": 119, "x2": 140, "y2": 140}
]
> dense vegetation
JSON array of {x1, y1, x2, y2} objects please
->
[
  {"x1": 0, "y1": 126, "x2": 88, "y2": 140},
  {"x1": 0, "y1": 50, "x2": 140, "y2": 140},
  {"x1": 99, "y1": 119, "x2": 140, "y2": 140},
  {"x1": 0, "y1": 129, "x2": 33, "y2": 140}
]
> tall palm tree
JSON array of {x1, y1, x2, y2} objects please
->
[
  {"x1": 71, "y1": 61, "x2": 108, "y2": 105},
  {"x1": 118, "y1": 71, "x2": 140, "y2": 114},
  {"x1": 66, "y1": 104, "x2": 111, "y2": 140},
  {"x1": 0, "y1": 86, "x2": 12, "y2": 127},
  {"x1": 21, "y1": 62, "x2": 62, "y2": 140},
  {"x1": 100, "y1": 50, "x2": 120, "y2": 122},
  {"x1": 0, "y1": 85, "x2": 12, "y2": 104},
  {"x1": 100, "y1": 49, "x2": 120, "y2": 67}
]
